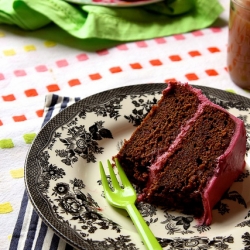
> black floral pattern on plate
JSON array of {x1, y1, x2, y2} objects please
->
[{"x1": 26, "y1": 84, "x2": 250, "y2": 250}]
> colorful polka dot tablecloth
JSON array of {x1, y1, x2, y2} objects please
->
[{"x1": 1, "y1": 0, "x2": 250, "y2": 249}]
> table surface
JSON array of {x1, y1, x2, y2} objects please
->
[{"x1": 1, "y1": 0, "x2": 250, "y2": 249}]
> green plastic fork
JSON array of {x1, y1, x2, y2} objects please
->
[{"x1": 99, "y1": 158, "x2": 162, "y2": 250}]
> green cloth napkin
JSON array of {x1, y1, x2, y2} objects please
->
[{"x1": 0, "y1": 0, "x2": 223, "y2": 44}]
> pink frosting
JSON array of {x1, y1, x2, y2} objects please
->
[
  {"x1": 145, "y1": 82, "x2": 246, "y2": 225},
  {"x1": 199, "y1": 108, "x2": 246, "y2": 225}
]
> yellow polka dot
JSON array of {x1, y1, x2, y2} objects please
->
[
  {"x1": 8, "y1": 235, "x2": 12, "y2": 241},
  {"x1": 226, "y1": 89, "x2": 236, "y2": 94},
  {"x1": 0, "y1": 202, "x2": 13, "y2": 214},
  {"x1": 44, "y1": 41, "x2": 57, "y2": 47},
  {"x1": 0, "y1": 31, "x2": 5, "y2": 37},
  {"x1": 0, "y1": 139, "x2": 14, "y2": 148},
  {"x1": 23, "y1": 133, "x2": 36, "y2": 144},
  {"x1": 10, "y1": 168, "x2": 24, "y2": 179},
  {"x1": 3, "y1": 49, "x2": 16, "y2": 56},
  {"x1": 24, "y1": 45, "x2": 36, "y2": 52}
]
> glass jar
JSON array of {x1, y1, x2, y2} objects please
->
[{"x1": 227, "y1": 0, "x2": 250, "y2": 89}]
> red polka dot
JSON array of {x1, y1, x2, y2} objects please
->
[
  {"x1": 188, "y1": 51, "x2": 201, "y2": 57},
  {"x1": 25, "y1": 88, "x2": 38, "y2": 97},
  {"x1": 224, "y1": 67, "x2": 228, "y2": 72},
  {"x1": 205, "y1": 69, "x2": 218, "y2": 76},
  {"x1": 174, "y1": 34, "x2": 185, "y2": 40},
  {"x1": 68, "y1": 79, "x2": 81, "y2": 87},
  {"x1": 165, "y1": 78, "x2": 177, "y2": 83},
  {"x1": 97, "y1": 49, "x2": 109, "y2": 56},
  {"x1": 36, "y1": 109, "x2": 44, "y2": 117},
  {"x1": 2, "y1": 94, "x2": 16, "y2": 101},
  {"x1": 0, "y1": 73, "x2": 5, "y2": 80},
  {"x1": 13, "y1": 115, "x2": 27, "y2": 122},
  {"x1": 154, "y1": 38, "x2": 166, "y2": 44},
  {"x1": 56, "y1": 60, "x2": 68, "y2": 67},
  {"x1": 35, "y1": 65, "x2": 48, "y2": 72},
  {"x1": 47, "y1": 84, "x2": 60, "y2": 92},
  {"x1": 76, "y1": 54, "x2": 89, "y2": 61},
  {"x1": 110, "y1": 67, "x2": 122, "y2": 73},
  {"x1": 169, "y1": 55, "x2": 182, "y2": 61},
  {"x1": 130, "y1": 63, "x2": 142, "y2": 69},
  {"x1": 185, "y1": 73, "x2": 199, "y2": 81},
  {"x1": 208, "y1": 47, "x2": 220, "y2": 53},
  {"x1": 0, "y1": 120, "x2": 3, "y2": 126},
  {"x1": 211, "y1": 27, "x2": 222, "y2": 33},
  {"x1": 136, "y1": 41, "x2": 148, "y2": 48},
  {"x1": 14, "y1": 70, "x2": 26, "y2": 77},
  {"x1": 192, "y1": 30, "x2": 204, "y2": 36},
  {"x1": 89, "y1": 73, "x2": 102, "y2": 80},
  {"x1": 149, "y1": 59, "x2": 163, "y2": 66},
  {"x1": 116, "y1": 44, "x2": 128, "y2": 50}
]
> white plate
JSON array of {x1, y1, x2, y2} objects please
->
[
  {"x1": 25, "y1": 83, "x2": 250, "y2": 250},
  {"x1": 65, "y1": 0, "x2": 163, "y2": 7}
]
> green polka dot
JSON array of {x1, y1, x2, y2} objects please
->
[
  {"x1": 226, "y1": 89, "x2": 236, "y2": 94},
  {"x1": 0, "y1": 139, "x2": 14, "y2": 149},
  {"x1": 23, "y1": 133, "x2": 36, "y2": 144}
]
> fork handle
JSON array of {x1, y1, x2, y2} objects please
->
[{"x1": 125, "y1": 204, "x2": 162, "y2": 250}]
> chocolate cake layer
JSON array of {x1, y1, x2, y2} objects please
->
[{"x1": 115, "y1": 84, "x2": 200, "y2": 186}]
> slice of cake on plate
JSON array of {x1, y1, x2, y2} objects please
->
[{"x1": 114, "y1": 82, "x2": 246, "y2": 225}]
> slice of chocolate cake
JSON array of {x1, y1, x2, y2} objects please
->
[{"x1": 114, "y1": 82, "x2": 246, "y2": 225}]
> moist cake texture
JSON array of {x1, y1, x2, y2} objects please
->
[{"x1": 114, "y1": 82, "x2": 246, "y2": 225}]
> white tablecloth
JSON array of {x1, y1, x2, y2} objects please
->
[{"x1": 1, "y1": 1, "x2": 250, "y2": 249}]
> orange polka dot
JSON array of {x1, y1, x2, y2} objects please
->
[
  {"x1": 13, "y1": 115, "x2": 26, "y2": 122},
  {"x1": 149, "y1": 59, "x2": 162, "y2": 66},
  {"x1": 185, "y1": 73, "x2": 199, "y2": 81},
  {"x1": 0, "y1": 120, "x2": 3, "y2": 126},
  {"x1": 205, "y1": 69, "x2": 218, "y2": 76},
  {"x1": 36, "y1": 109, "x2": 44, "y2": 117},
  {"x1": 47, "y1": 84, "x2": 60, "y2": 92},
  {"x1": 2, "y1": 94, "x2": 16, "y2": 101},
  {"x1": 188, "y1": 51, "x2": 201, "y2": 57},
  {"x1": 68, "y1": 79, "x2": 81, "y2": 87},
  {"x1": 89, "y1": 73, "x2": 102, "y2": 80},
  {"x1": 224, "y1": 67, "x2": 228, "y2": 72},
  {"x1": 110, "y1": 67, "x2": 122, "y2": 73},
  {"x1": 169, "y1": 55, "x2": 182, "y2": 61},
  {"x1": 208, "y1": 47, "x2": 220, "y2": 53},
  {"x1": 130, "y1": 63, "x2": 142, "y2": 69},
  {"x1": 165, "y1": 78, "x2": 177, "y2": 83},
  {"x1": 24, "y1": 89, "x2": 38, "y2": 97}
]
